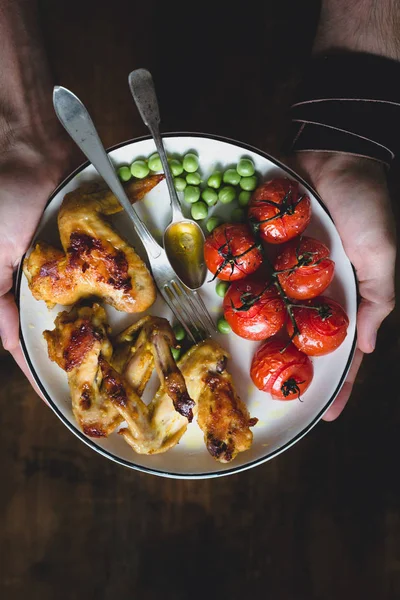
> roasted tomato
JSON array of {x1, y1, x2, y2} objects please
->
[
  {"x1": 223, "y1": 277, "x2": 286, "y2": 340},
  {"x1": 250, "y1": 338, "x2": 313, "y2": 400},
  {"x1": 274, "y1": 236, "x2": 335, "y2": 300},
  {"x1": 248, "y1": 177, "x2": 311, "y2": 244},
  {"x1": 204, "y1": 223, "x2": 263, "y2": 281},
  {"x1": 287, "y1": 296, "x2": 349, "y2": 356}
]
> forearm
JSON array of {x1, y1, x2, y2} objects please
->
[
  {"x1": 290, "y1": 0, "x2": 400, "y2": 172},
  {"x1": 314, "y1": 0, "x2": 400, "y2": 60},
  {"x1": 0, "y1": 0, "x2": 67, "y2": 155},
  {"x1": 0, "y1": 0, "x2": 78, "y2": 180}
]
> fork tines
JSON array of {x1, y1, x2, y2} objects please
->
[{"x1": 160, "y1": 280, "x2": 215, "y2": 343}]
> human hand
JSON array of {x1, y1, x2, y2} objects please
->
[
  {"x1": 294, "y1": 152, "x2": 396, "y2": 421},
  {"x1": 0, "y1": 131, "x2": 78, "y2": 393}
]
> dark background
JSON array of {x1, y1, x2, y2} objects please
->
[{"x1": 1, "y1": 1, "x2": 400, "y2": 599}]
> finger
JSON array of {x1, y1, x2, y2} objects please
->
[
  {"x1": 322, "y1": 348, "x2": 364, "y2": 422},
  {"x1": 0, "y1": 292, "x2": 47, "y2": 403},
  {"x1": 0, "y1": 291, "x2": 20, "y2": 353},
  {"x1": 357, "y1": 297, "x2": 395, "y2": 353}
]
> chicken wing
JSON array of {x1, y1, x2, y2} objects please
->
[
  {"x1": 24, "y1": 175, "x2": 164, "y2": 312},
  {"x1": 114, "y1": 316, "x2": 195, "y2": 421},
  {"x1": 175, "y1": 340, "x2": 258, "y2": 463},
  {"x1": 115, "y1": 331, "x2": 257, "y2": 462},
  {"x1": 44, "y1": 306, "x2": 193, "y2": 454},
  {"x1": 44, "y1": 303, "x2": 122, "y2": 437},
  {"x1": 44, "y1": 304, "x2": 257, "y2": 462},
  {"x1": 100, "y1": 357, "x2": 190, "y2": 455}
]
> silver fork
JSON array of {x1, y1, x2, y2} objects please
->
[{"x1": 52, "y1": 86, "x2": 214, "y2": 343}]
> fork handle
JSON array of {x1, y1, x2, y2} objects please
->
[
  {"x1": 53, "y1": 86, "x2": 162, "y2": 259},
  {"x1": 128, "y1": 69, "x2": 184, "y2": 223}
]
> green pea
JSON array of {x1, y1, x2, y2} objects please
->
[
  {"x1": 191, "y1": 201, "x2": 208, "y2": 220},
  {"x1": 173, "y1": 324, "x2": 186, "y2": 341},
  {"x1": 207, "y1": 171, "x2": 222, "y2": 189},
  {"x1": 206, "y1": 216, "x2": 222, "y2": 233},
  {"x1": 130, "y1": 160, "x2": 150, "y2": 179},
  {"x1": 237, "y1": 158, "x2": 255, "y2": 177},
  {"x1": 117, "y1": 166, "x2": 132, "y2": 182},
  {"x1": 223, "y1": 168, "x2": 241, "y2": 186},
  {"x1": 240, "y1": 175, "x2": 258, "y2": 191},
  {"x1": 169, "y1": 158, "x2": 184, "y2": 177},
  {"x1": 184, "y1": 185, "x2": 201, "y2": 204},
  {"x1": 231, "y1": 207, "x2": 245, "y2": 222},
  {"x1": 148, "y1": 153, "x2": 162, "y2": 172},
  {"x1": 174, "y1": 177, "x2": 187, "y2": 192},
  {"x1": 238, "y1": 190, "x2": 252, "y2": 207},
  {"x1": 216, "y1": 281, "x2": 230, "y2": 298},
  {"x1": 201, "y1": 187, "x2": 218, "y2": 207},
  {"x1": 218, "y1": 185, "x2": 236, "y2": 204},
  {"x1": 186, "y1": 171, "x2": 201, "y2": 185},
  {"x1": 183, "y1": 153, "x2": 199, "y2": 173},
  {"x1": 171, "y1": 347, "x2": 181, "y2": 361},
  {"x1": 217, "y1": 317, "x2": 231, "y2": 334}
]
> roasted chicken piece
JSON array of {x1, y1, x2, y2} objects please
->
[
  {"x1": 100, "y1": 315, "x2": 195, "y2": 454},
  {"x1": 99, "y1": 363, "x2": 191, "y2": 455},
  {"x1": 113, "y1": 317, "x2": 194, "y2": 421},
  {"x1": 114, "y1": 330, "x2": 257, "y2": 462},
  {"x1": 175, "y1": 340, "x2": 258, "y2": 463},
  {"x1": 24, "y1": 175, "x2": 164, "y2": 312},
  {"x1": 44, "y1": 306, "x2": 194, "y2": 454},
  {"x1": 44, "y1": 303, "x2": 122, "y2": 438},
  {"x1": 44, "y1": 303, "x2": 257, "y2": 462}
]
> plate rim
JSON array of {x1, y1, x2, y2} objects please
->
[{"x1": 16, "y1": 131, "x2": 358, "y2": 480}]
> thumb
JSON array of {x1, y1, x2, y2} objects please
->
[
  {"x1": 356, "y1": 241, "x2": 396, "y2": 354},
  {"x1": 0, "y1": 291, "x2": 47, "y2": 402},
  {"x1": 357, "y1": 297, "x2": 395, "y2": 353},
  {"x1": 0, "y1": 291, "x2": 20, "y2": 353}
]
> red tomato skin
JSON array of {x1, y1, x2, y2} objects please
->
[
  {"x1": 250, "y1": 338, "x2": 313, "y2": 400},
  {"x1": 223, "y1": 277, "x2": 286, "y2": 340},
  {"x1": 287, "y1": 296, "x2": 349, "y2": 356},
  {"x1": 248, "y1": 177, "x2": 311, "y2": 244},
  {"x1": 274, "y1": 236, "x2": 335, "y2": 300},
  {"x1": 204, "y1": 223, "x2": 263, "y2": 281}
]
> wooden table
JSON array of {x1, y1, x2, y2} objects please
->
[{"x1": 1, "y1": 2, "x2": 400, "y2": 598}]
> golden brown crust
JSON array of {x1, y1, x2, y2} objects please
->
[
  {"x1": 176, "y1": 340, "x2": 257, "y2": 463},
  {"x1": 23, "y1": 175, "x2": 163, "y2": 312},
  {"x1": 44, "y1": 304, "x2": 122, "y2": 438},
  {"x1": 44, "y1": 305, "x2": 257, "y2": 462},
  {"x1": 124, "y1": 174, "x2": 165, "y2": 202},
  {"x1": 44, "y1": 307, "x2": 192, "y2": 454},
  {"x1": 198, "y1": 372, "x2": 257, "y2": 463}
]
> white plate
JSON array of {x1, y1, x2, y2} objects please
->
[{"x1": 16, "y1": 133, "x2": 357, "y2": 479}]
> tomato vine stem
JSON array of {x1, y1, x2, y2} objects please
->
[
  {"x1": 208, "y1": 233, "x2": 262, "y2": 283},
  {"x1": 248, "y1": 189, "x2": 306, "y2": 235}
]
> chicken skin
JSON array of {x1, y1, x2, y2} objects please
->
[
  {"x1": 43, "y1": 303, "x2": 122, "y2": 438},
  {"x1": 44, "y1": 304, "x2": 257, "y2": 462},
  {"x1": 176, "y1": 340, "x2": 258, "y2": 463},
  {"x1": 44, "y1": 306, "x2": 193, "y2": 454},
  {"x1": 24, "y1": 175, "x2": 164, "y2": 313}
]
